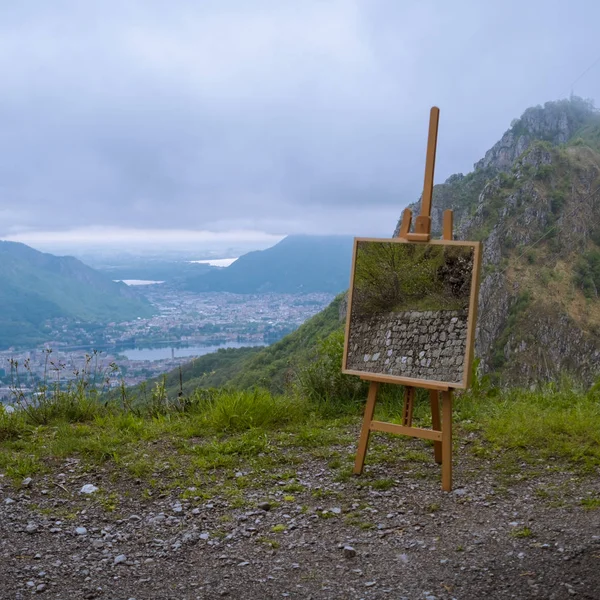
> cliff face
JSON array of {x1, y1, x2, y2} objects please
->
[{"x1": 394, "y1": 97, "x2": 600, "y2": 385}]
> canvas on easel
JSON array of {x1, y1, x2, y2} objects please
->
[
  {"x1": 345, "y1": 106, "x2": 482, "y2": 491},
  {"x1": 343, "y1": 238, "x2": 481, "y2": 389}
]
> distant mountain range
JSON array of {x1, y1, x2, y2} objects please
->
[
  {"x1": 0, "y1": 241, "x2": 153, "y2": 349},
  {"x1": 183, "y1": 235, "x2": 355, "y2": 294}
]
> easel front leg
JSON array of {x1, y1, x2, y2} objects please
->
[
  {"x1": 354, "y1": 382, "x2": 379, "y2": 474},
  {"x1": 441, "y1": 390, "x2": 453, "y2": 491},
  {"x1": 430, "y1": 390, "x2": 442, "y2": 464}
]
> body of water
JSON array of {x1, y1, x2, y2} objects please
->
[
  {"x1": 188, "y1": 258, "x2": 238, "y2": 267},
  {"x1": 120, "y1": 341, "x2": 265, "y2": 362},
  {"x1": 114, "y1": 280, "x2": 165, "y2": 286}
]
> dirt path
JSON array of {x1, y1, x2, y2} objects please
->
[{"x1": 2, "y1": 441, "x2": 600, "y2": 600}]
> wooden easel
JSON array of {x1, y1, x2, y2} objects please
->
[{"x1": 353, "y1": 106, "x2": 457, "y2": 491}]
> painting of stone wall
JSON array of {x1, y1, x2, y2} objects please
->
[{"x1": 344, "y1": 240, "x2": 477, "y2": 386}]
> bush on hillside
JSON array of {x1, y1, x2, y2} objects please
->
[{"x1": 293, "y1": 329, "x2": 368, "y2": 414}]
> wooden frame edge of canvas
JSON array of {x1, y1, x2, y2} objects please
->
[
  {"x1": 341, "y1": 237, "x2": 359, "y2": 375},
  {"x1": 342, "y1": 236, "x2": 482, "y2": 391}
]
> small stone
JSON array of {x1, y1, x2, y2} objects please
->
[
  {"x1": 129, "y1": 514, "x2": 142, "y2": 521},
  {"x1": 191, "y1": 508, "x2": 201, "y2": 515},
  {"x1": 114, "y1": 554, "x2": 127, "y2": 565},
  {"x1": 75, "y1": 527, "x2": 88, "y2": 536},
  {"x1": 4, "y1": 498, "x2": 15, "y2": 504},
  {"x1": 365, "y1": 581, "x2": 376, "y2": 587},
  {"x1": 36, "y1": 584, "x2": 47, "y2": 593},
  {"x1": 26, "y1": 523, "x2": 38, "y2": 534},
  {"x1": 80, "y1": 484, "x2": 98, "y2": 495},
  {"x1": 237, "y1": 561, "x2": 250, "y2": 567},
  {"x1": 343, "y1": 545, "x2": 356, "y2": 558},
  {"x1": 199, "y1": 533, "x2": 209, "y2": 540},
  {"x1": 331, "y1": 507, "x2": 341, "y2": 514},
  {"x1": 258, "y1": 502, "x2": 271, "y2": 511},
  {"x1": 453, "y1": 488, "x2": 467, "y2": 496},
  {"x1": 22, "y1": 477, "x2": 32, "y2": 487}
]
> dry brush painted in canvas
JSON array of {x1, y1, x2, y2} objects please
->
[{"x1": 343, "y1": 239, "x2": 480, "y2": 387}]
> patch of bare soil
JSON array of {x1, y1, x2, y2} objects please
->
[{"x1": 1, "y1": 441, "x2": 600, "y2": 600}]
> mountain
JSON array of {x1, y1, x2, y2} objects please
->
[
  {"x1": 163, "y1": 97, "x2": 600, "y2": 392},
  {"x1": 0, "y1": 241, "x2": 154, "y2": 348},
  {"x1": 183, "y1": 235, "x2": 354, "y2": 294},
  {"x1": 395, "y1": 96, "x2": 600, "y2": 384}
]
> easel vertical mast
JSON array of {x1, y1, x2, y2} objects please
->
[{"x1": 353, "y1": 106, "x2": 456, "y2": 492}]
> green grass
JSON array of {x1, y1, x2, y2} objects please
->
[
  {"x1": 455, "y1": 381, "x2": 600, "y2": 471},
  {"x1": 1, "y1": 374, "x2": 599, "y2": 496},
  {"x1": 581, "y1": 496, "x2": 600, "y2": 510},
  {"x1": 511, "y1": 526, "x2": 533, "y2": 538}
]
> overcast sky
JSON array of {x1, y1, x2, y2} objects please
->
[{"x1": 1, "y1": 0, "x2": 599, "y2": 249}]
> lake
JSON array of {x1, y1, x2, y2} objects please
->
[{"x1": 120, "y1": 341, "x2": 265, "y2": 361}]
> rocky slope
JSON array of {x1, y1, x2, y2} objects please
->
[{"x1": 394, "y1": 97, "x2": 600, "y2": 384}]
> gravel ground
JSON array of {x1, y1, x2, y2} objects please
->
[{"x1": 1, "y1": 440, "x2": 600, "y2": 600}]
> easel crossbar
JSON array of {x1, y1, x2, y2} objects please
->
[{"x1": 370, "y1": 420, "x2": 442, "y2": 441}]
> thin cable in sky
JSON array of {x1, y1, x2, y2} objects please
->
[{"x1": 568, "y1": 53, "x2": 600, "y2": 94}]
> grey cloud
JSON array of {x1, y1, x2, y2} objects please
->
[{"x1": 1, "y1": 0, "x2": 599, "y2": 240}]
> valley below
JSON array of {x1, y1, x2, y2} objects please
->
[{"x1": 0, "y1": 287, "x2": 334, "y2": 397}]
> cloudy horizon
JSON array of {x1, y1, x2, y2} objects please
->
[{"x1": 1, "y1": 1, "x2": 599, "y2": 250}]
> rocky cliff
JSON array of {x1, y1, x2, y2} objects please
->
[{"x1": 394, "y1": 97, "x2": 600, "y2": 385}]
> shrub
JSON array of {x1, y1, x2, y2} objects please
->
[
  {"x1": 197, "y1": 388, "x2": 305, "y2": 432},
  {"x1": 574, "y1": 250, "x2": 600, "y2": 298},
  {"x1": 293, "y1": 330, "x2": 368, "y2": 415}
]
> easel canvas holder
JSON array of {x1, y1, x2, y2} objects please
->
[{"x1": 342, "y1": 107, "x2": 482, "y2": 491}]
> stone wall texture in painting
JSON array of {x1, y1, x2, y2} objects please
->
[{"x1": 346, "y1": 309, "x2": 468, "y2": 383}]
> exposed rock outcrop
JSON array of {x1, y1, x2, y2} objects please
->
[{"x1": 392, "y1": 97, "x2": 600, "y2": 385}]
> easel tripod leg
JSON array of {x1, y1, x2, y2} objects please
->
[
  {"x1": 430, "y1": 390, "x2": 442, "y2": 464},
  {"x1": 441, "y1": 390, "x2": 453, "y2": 491},
  {"x1": 354, "y1": 382, "x2": 379, "y2": 474}
]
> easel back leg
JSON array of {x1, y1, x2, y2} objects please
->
[{"x1": 402, "y1": 386, "x2": 415, "y2": 427}]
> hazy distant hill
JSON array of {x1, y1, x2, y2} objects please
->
[
  {"x1": 184, "y1": 235, "x2": 355, "y2": 294},
  {"x1": 0, "y1": 241, "x2": 153, "y2": 348}
]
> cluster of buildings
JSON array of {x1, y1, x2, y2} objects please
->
[{"x1": 0, "y1": 290, "x2": 334, "y2": 401}]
